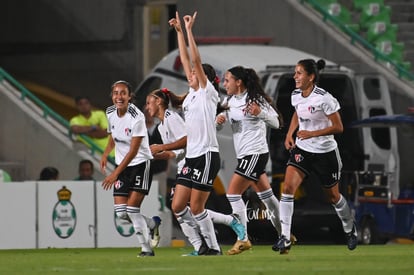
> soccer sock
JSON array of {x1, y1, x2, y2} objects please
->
[
  {"x1": 280, "y1": 193, "x2": 294, "y2": 240},
  {"x1": 207, "y1": 209, "x2": 232, "y2": 225},
  {"x1": 143, "y1": 215, "x2": 156, "y2": 230},
  {"x1": 127, "y1": 206, "x2": 152, "y2": 252},
  {"x1": 227, "y1": 194, "x2": 248, "y2": 241},
  {"x1": 193, "y1": 210, "x2": 221, "y2": 251},
  {"x1": 257, "y1": 188, "x2": 281, "y2": 236},
  {"x1": 176, "y1": 216, "x2": 203, "y2": 251},
  {"x1": 114, "y1": 204, "x2": 128, "y2": 220},
  {"x1": 333, "y1": 194, "x2": 354, "y2": 233}
]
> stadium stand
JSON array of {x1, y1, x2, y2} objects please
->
[{"x1": 384, "y1": 0, "x2": 414, "y2": 73}]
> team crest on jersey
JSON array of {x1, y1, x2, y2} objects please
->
[
  {"x1": 308, "y1": 106, "x2": 316, "y2": 113},
  {"x1": 114, "y1": 180, "x2": 123, "y2": 189},
  {"x1": 124, "y1": 128, "x2": 131, "y2": 136},
  {"x1": 295, "y1": 154, "x2": 304, "y2": 163},
  {"x1": 182, "y1": 166, "x2": 191, "y2": 175}
]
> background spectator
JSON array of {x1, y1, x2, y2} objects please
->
[
  {"x1": 39, "y1": 167, "x2": 59, "y2": 180},
  {"x1": 70, "y1": 96, "x2": 113, "y2": 156},
  {"x1": 74, "y1": 159, "x2": 95, "y2": 180}
]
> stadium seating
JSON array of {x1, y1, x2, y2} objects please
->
[
  {"x1": 353, "y1": 0, "x2": 385, "y2": 11},
  {"x1": 358, "y1": 3, "x2": 391, "y2": 31},
  {"x1": 375, "y1": 38, "x2": 411, "y2": 71},
  {"x1": 365, "y1": 21, "x2": 398, "y2": 44},
  {"x1": 322, "y1": 2, "x2": 360, "y2": 32}
]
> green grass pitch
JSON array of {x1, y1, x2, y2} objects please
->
[{"x1": 1, "y1": 244, "x2": 413, "y2": 274}]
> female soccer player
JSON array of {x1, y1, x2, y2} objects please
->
[
  {"x1": 211, "y1": 66, "x2": 284, "y2": 255},
  {"x1": 100, "y1": 80, "x2": 160, "y2": 257},
  {"x1": 146, "y1": 88, "x2": 245, "y2": 256},
  {"x1": 274, "y1": 59, "x2": 357, "y2": 254},
  {"x1": 166, "y1": 11, "x2": 222, "y2": 255}
]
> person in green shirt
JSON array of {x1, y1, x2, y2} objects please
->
[{"x1": 70, "y1": 96, "x2": 113, "y2": 156}]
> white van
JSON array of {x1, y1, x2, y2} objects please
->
[{"x1": 135, "y1": 45, "x2": 399, "y2": 243}]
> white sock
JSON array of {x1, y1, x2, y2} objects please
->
[
  {"x1": 207, "y1": 209, "x2": 232, "y2": 225},
  {"x1": 176, "y1": 215, "x2": 203, "y2": 251},
  {"x1": 193, "y1": 210, "x2": 220, "y2": 251},
  {"x1": 114, "y1": 204, "x2": 128, "y2": 220},
  {"x1": 257, "y1": 188, "x2": 281, "y2": 236},
  {"x1": 333, "y1": 194, "x2": 354, "y2": 233},
  {"x1": 227, "y1": 194, "x2": 247, "y2": 241},
  {"x1": 279, "y1": 193, "x2": 294, "y2": 240},
  {"x1": 127, "y1": 206, "x2": 152, "y2": 253}
]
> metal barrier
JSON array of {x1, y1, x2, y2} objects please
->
[{"x1": 0, "y1": 67, "x2": 115, "y2": 165}]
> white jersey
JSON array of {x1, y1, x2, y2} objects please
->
[
  {"x1": 158, "y1": 109, "x2": 186, "y2": 174},
  {"x1": 221, "y1": 92, "x2": 279, "y2": 158},
  {"x1": 182, "y1": 81, "x2": 219, "y2": 158},
  {"x1": 292, "y1": 85, "x2": 340, "y2": 153},
  {"x1": 106, "y1": 103, "x2": 153, "y2": 166}
]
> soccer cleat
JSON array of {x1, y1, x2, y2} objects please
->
[
  {"x1": 197, "y1": 238, "x2": 209, "y2": 255},
  {"x1": 229, "y1": 214, "x2": 246, "y2": 240},
  {"x1": 226, "y1": 239, "x2": 252, "y2": 255},
  {"x1": 273, "y1": 235, "x2": 291, "y2": 254},
  {"x1": 137, "y1": 251, "x2": 155, "y2": 257},
  {"x1": 346, "y1": 223, "x2": 358, "y2": 250},
  {"x1": 150, "y1": 216, "x2": 161, "y2": 248},
  {"x1": 181, "y1": 250, "x2": 199, "y2": 256},
  {"x1": 204, "y1": 248, "x2": 223, "y2": 256},
  {"x1": 272, "y1": 234, "x2": 297, "y2": 252}
]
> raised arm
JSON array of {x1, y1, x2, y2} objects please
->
[
  {"x1": 169, "y1": 11, "x2": 192, "y2": 80},
  {"x1": 183, "y1": 12, "x2": 207, "y2": 89}
]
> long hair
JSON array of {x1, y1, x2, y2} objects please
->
[
  {"x1": 227, "y1": 66, "x2": 272, "y2": 106},
  {"x1": 149, "y1": 88, "x2": 171, "y2": 109},
  {"x1": 227, "y1": 66, "x2": 283, "y2": 127}
]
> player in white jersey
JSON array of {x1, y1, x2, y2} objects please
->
[
  {"x1": 167, "y1": 11, "x2": 222, "y2": 255},
  {"x1": 100, "y1": 80, "x2": 161, "y2": 257},
  {"x1": 209, "y1": 66, "x2": 285, "y2": 255},
  {"x1": 147, "y1": 88, "x2": 245, "y2": 256},
  {"x1": 274, "y1": 59, "x2": 357, "y2": 254}
]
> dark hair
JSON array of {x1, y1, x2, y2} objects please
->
[
  {"x1": 74, "y1": 96, "x2": 91, "y2": 104},
  {"x1": 39, "y1": 167, "x2": 59, "y2": 180},
  {"x1": 297, "y1": 59, "x2": 326, "y2": 84},
  {"x1": 226, "y1": 66, "x2": 284, "y2": 127},
  {"x1": 149, "y1": 88, "x2": 171, "y2": 109},
  {"x1": 202, "y1": 63, "x2": 219, "y2": 91},
  {"x1": 165, "y1": 63, "x2": 219, "y2": 109},
  {"x1": 111, "y1": 80, "x2": 135, "y2": 102},
  {"x1": 79, "y1": 159, "x2": 94, "y2": 170},
  {"x1": 227, "y1": 66, "x2": 272, "y2": 105}
]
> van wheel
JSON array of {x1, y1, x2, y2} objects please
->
[{"x1": 361, "y1": 219, "x2": 378, "y2": 244}]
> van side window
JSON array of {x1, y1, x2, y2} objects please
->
[
  {"x1": 369, "y1": 108, "x2": 391, "y2": 150},
  {"x1": 363, "y1": 78, "x2": 381, "y2": 100},
  {"x1": 134, "y1": 76, "x2": 162, "y2": 107}
]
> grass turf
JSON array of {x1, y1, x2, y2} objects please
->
[{"x1": 1, "y1": 244, "x2": 413, "y2": 274}]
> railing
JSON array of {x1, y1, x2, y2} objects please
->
[
  {"x1": 0, "y1": 67, "x2": 115, "y2": 165},
  {"x1": 301, "y1": 0, "x2": 414, "y2": 81}
]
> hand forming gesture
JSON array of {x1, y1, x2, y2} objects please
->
[
  {"x1": 183, "y1": 11, "x2": 197, "y2": 31},
  {"x1": 168, "y1": 11, "x2": 182, "y2": 32}
]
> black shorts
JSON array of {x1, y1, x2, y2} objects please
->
[
  {"x1": 176, "y1": 151, "x2": 220, "y2": 192},
  {"x1": 113, "y1": 160, "x2": 153, "y2": 196},
  {"x1": 235, "y1": 153, "x2": 268, "y2": 182},
  {"x1": 287, "y1": 147, "x2": 342, "y2": 188}
]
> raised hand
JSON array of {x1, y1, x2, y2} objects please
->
[
  {"x1": 183, "y1": 11, "x2": 197, "y2": 30},
  {"x1": 168, "y1": 11, "x2": 182, "y2": 32}
]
